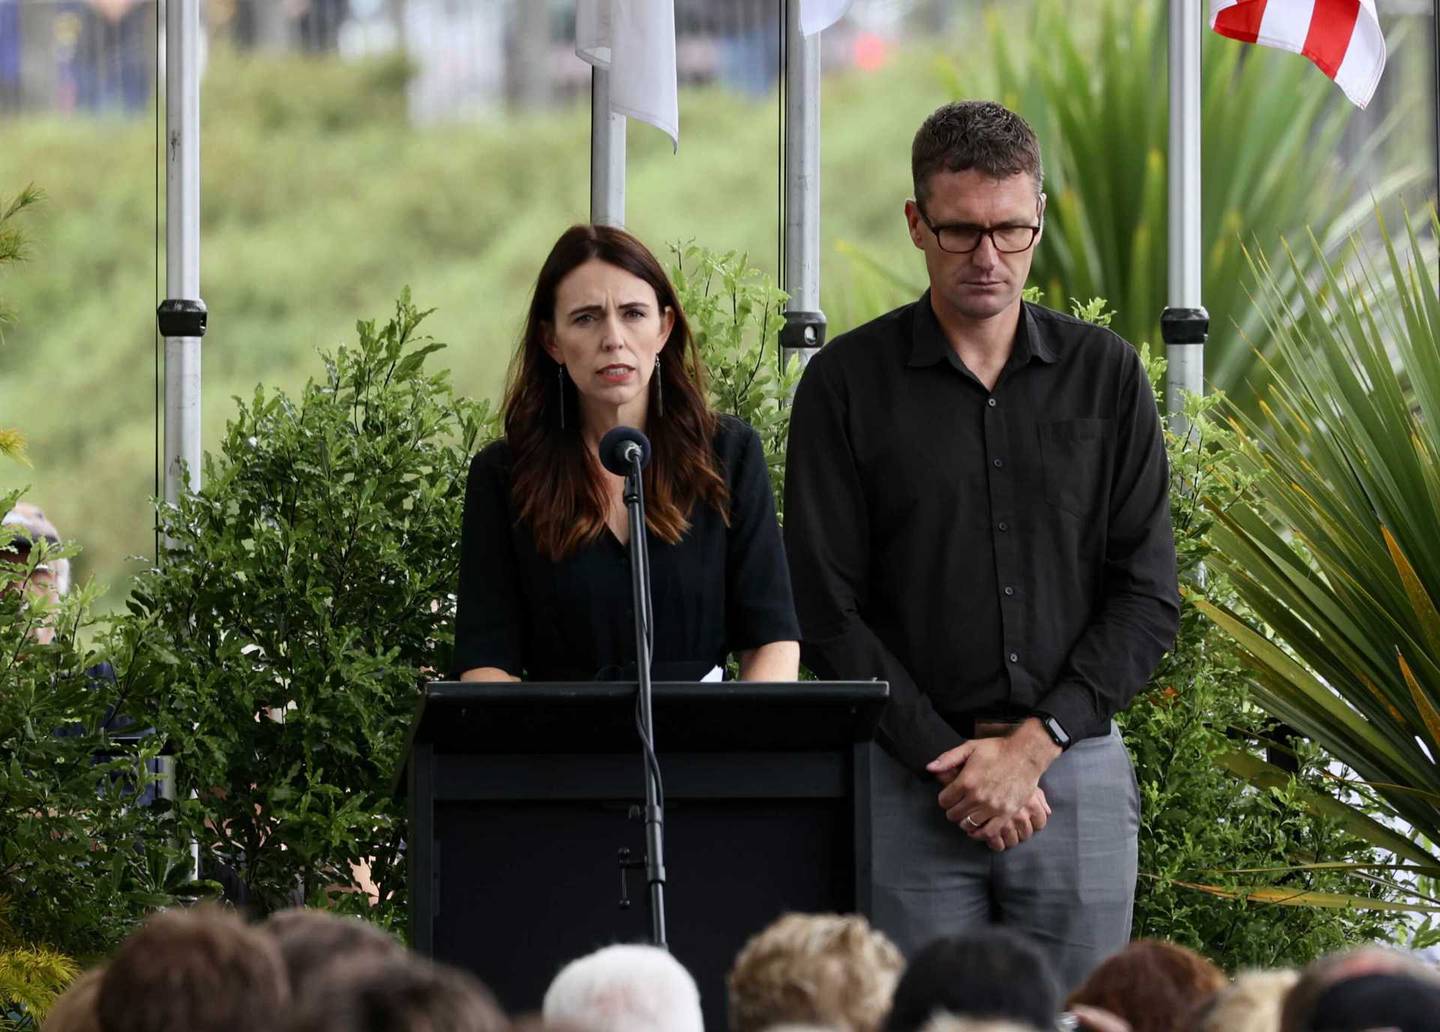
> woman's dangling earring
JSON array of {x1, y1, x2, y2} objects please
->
[
  {"x1": 556, "y1": 363, "x2": 566, "y2": 430},
  {"x1": 654, "y1": 355, "x2": 664, "y2": 417}
]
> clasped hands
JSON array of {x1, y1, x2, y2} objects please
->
[{"x1": 926, "y1": 719, "x2": 1060, "y2": 853}]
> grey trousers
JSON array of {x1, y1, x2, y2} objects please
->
[{"x1": 869, "y1": 723, "x2": 1140, "y2": 992}]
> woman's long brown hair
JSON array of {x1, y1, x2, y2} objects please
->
[{"x1": 503, "y1": 224, "x2": 729, "y2": 561}]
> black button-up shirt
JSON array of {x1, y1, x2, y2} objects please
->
[
  {"x1": 784, "y1": 294, "x2": 1179, "y2": 772},
  {"x1": 453, "y1": 415, "x2": 800, "y2": 681}
]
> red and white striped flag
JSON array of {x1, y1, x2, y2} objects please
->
[{"x1": 1210, "y1": 0, "x2": 1386, "y2": 109}]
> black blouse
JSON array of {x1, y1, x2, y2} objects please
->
[{"x1": 452, "y1": 415, "x2": 800, "y2": 681}]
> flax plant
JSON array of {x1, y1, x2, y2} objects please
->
[{"x1": 1199, "y1": 210, "x2": 1440, "y2": 874}]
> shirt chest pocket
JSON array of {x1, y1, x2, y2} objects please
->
[{"x1": 1040, "y1": 417, "x2": 1111, "y2": 518}]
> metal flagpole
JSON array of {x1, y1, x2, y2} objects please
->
[
  {"x1": 156, "y1": 0, "x2": 206, "y2": 880},
  {"x1": 1162, "y1": 0, "x2": 1207, "y2": 435},
  {"x1": 591, "y1": 67, "x2": 627, "y2": 226},
  {"x1": 159, "y1": 0, "x2": 205, "y2": 516},
  {"x1": 780, "y1": 0, "x2": 825, "y2": 370}
]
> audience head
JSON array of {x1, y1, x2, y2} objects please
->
[
  {"x1": 1189, "y1": 969, "x2": 1296, "y2": 1032},
  {"x1": 542, "y1": 943, "x2": 703, "y2": 1032},
  {"x1": 42, "y1": 966, "x2": 104, "y2": 1032},
  {"x1": 917, "y1": 1020, "x2": 1038, "y2": 1032},
  {"x1": 96, "y1": 904, "x2": 288, "y2": 1032},
  {"x1": 288, "y1": 953, "x2": 507, "y2": 1032},
  {"x1": 1065, "y1": 939, "x2": 1223, "y2": 1032},
  {"x1": 728, "y1": 912, "x2": 904, "y2": 1032},
  {"x1": 263, "y1": 906, "x2": 405, "y2": 996},
  {"x1": 1281, "y1": 947, "x2": 1440, "y2": 1032},
  {"x1": 2, "y1": 501, "x2": 69, "y2": 643},
  {"x1": 884, "y1": 929, "x2": 1060, "y2": 1032},
  {"x1": 1303, "y1": 971, "x2": 1440, "y2": 1032}
]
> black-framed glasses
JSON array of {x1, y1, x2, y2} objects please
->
[{"x1": 917, "y1": 204, "x2": 1042, "y2": 254}]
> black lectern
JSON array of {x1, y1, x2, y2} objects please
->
[{"x1": 401, "y1": 680, "x2": 887, "y2": 1028}]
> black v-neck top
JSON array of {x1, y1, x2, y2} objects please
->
[{"x1": 452, "y1": 415, "x2": 800, "y2": 681}]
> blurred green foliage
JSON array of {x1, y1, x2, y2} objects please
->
[
  {"x1": 0, "y1": 45, "x2": 949, "y2": 611},
  {"x1": 123, "y1": 294, "x2": 489, "y2": 923}
]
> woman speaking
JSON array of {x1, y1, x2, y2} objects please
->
[{"x1": 453, "y1": 225, "x2": 800, "y2": 683}]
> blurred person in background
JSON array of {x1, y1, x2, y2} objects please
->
[
  {"x1": 287, "y1": 952, "x2": 508, "y2": 1032},
  {"x1": 452, "y1": 224, "x2": 798, "y2": 685},
  {"x1": 261, "y1": 907, "x2": 405, "y2": 1003},
  {"x1": 542, "y1": 943, "x2": 703, "y2": 1032},
  {"x1": 1280, "y1": 947, "x2": 1440, "y2": 1032},
  {"x1": 2, "y1": 501, "x2": 69, "y2": 643},
  {"x1": 883, "y1": 929, "x2": 1061, "y2": 1032},
  {"x1": 1188, "y1": 969, "x2": 1297, "y2": 1032},
  {"x1": 41, "y1": 966, "x2": 104, "y2": 1032},
  {"x1": 1064, "y1": 939, "x2": 1223, "y2": 1032},
  {"x1": 1298, "y1": 971, "x2": 1440, "y2": 1032},
  {"x1": 96, "y1": 905, "x2": 288, "y2": 1032},
  {"x1": 727, "y1": 912, "x2": 904, "y2": 1032}
]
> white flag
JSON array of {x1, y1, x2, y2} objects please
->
[
  {"x1": 800, "y1": 0, "x2": 855, "y2": 36},
  {"x1": 576, "y1": 0, "x2": 679, "y2": 151}
]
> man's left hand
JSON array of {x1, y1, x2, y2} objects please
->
[{"x1": 927, "y1": 719, "x2": 1061, "y2": 836}]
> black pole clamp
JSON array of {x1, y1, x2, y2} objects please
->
[
  {"x1": 157, "y1": 298, "x2": 208, "y2": 339},
  {"x1": 1159, "y1": 306, "x2": 1209, "y2": 344},
  {"x1": 779, "y1": 309, "x2": 827, "y2": 353}
]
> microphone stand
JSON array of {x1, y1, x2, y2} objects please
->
[{"x1": 623, "y1": 447, "x2": 667, "y2": 948}]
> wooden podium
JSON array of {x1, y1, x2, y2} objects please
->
[{"x1": 401, "y1": 680, "x2": 887, "y2": 1027}]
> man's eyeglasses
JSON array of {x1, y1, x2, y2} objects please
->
[{"x1": 917, "y1": 204, "x2": 1042, "y2": 255}]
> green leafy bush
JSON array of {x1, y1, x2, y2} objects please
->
[
  {"x1": 124, "y1": 293, "x2": 491, "y2": 924},
  {"x1": 0, "y1": 492, "x2": 196, "y2": 1028},
  {"x1": 670, "y1": 244, "x2": 798, "y2": 509},
  {"x1": 1126, "y1": 385, "x2": 1397, "y2": 965}
]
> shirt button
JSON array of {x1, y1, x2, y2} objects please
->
[
  {"x1": 997, "y1": 521, "x2": 1008, "y2": 532},
  {"x1": 987, "y1": 398, "x2": 997, "y2": 407},
  {"x1": 1004, "y1": 586, "x2": 1015, "y2": 596},
  {"x1": 1008, "y1": 652, "x2": 1019, "y2": 663},
  {"x1": 992, "y1": 458, "x2": 1004, "y2": 469}
]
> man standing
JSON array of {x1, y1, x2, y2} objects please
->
[{"x1": 784, "y1": 100, "x2": 1179, "y2": 988}]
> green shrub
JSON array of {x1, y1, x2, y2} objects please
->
[
  {"x1": 0, "y1": 491, "x2": 197, "y2": 1028},
  {"x1": 1125, "y1": 385, "x2": 1396, "y2": 965},
  {"x1": 122, "y1": 294, "x2": 491, "y2": 924}
]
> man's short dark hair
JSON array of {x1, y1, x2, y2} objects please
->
[
  {"x1": 883, "y1": 929, "x2": 1060, "y2": 1031},
  {"x1": 911, "y1": 101, "x2": 1043, "y2": 206},
  {"x1": 97, "y1": 905, "x2": 289, "y2": 1032}
]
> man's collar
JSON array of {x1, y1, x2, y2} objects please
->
[{"x1": 908, "y1": 293, "x2": 1058, "y2": 368}]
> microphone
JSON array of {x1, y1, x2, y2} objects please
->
[{"x1": 599, "y1": 426, "x2": 651, "y2": 477}]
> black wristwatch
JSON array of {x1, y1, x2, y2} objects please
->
[{"x1": 1033, "y1": 711, "x2": 1072, "y2": 751}]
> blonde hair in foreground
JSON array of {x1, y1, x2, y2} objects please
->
[
  {"x1": 1194, "y1": 969, "x2": 1298, "y2": 1032},
  {"x1": 727, "y1": 912, "x2": 904, "y2": 1032}
]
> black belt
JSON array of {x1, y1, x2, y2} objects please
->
[{"x1": 943, "y1": 707, "x2": 1035, "y2": 739}]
